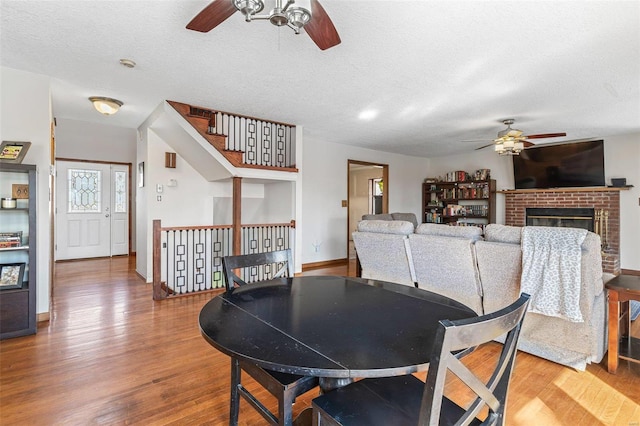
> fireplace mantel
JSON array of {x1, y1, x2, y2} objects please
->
[{"x1": 498, "y1": 186, "x2": 631, "y2": 194}]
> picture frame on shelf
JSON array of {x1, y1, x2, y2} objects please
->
[
  {"x1": 0, "y1": 141, "x2": 32, "y2": 164},
  {"x1": 0, "y1": 263, "x2": 26, "y2": 289}
]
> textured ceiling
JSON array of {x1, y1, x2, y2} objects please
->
[{"x1": 1, "y1": 0, "x2": 638, "y2": 157}]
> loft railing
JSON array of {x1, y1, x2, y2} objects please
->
[
  {"x1": 188, "y1": 104, "x2": 296, "y2": 169},
  {"x1": 152, "y1": 219, "x2": 295, "y2": 300}
]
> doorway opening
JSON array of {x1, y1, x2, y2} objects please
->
[{"x1": 347, "y1": 160, "x2": 388, "y2": 262}]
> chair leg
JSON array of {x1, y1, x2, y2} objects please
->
[{"x1": 230, "y1": 358, "x2": 241, "y2": 426}]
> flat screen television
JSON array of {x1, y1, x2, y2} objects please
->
[{"x1": 512, "y1": 140, "x2": 605, "y2": 189}]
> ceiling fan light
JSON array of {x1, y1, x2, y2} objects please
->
[
  {"x1": 514, "y1": 141, "x2": 524, "y2": 151},
  {"x1": 503, "y1": 139, "x2": 515, "y2": 149},
  {"x1": 286, "y1": 6, "x2": 311, "y2": 30},
  {"x1": 233, "y1": 0, "x2": 264, "y2": 19},
  {"x1": 89, "y1": 97, "x2": 123, "y2": 115}
]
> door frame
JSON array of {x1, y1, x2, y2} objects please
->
[
  {"x1": 347, "y1": 160, "x2": 389, "y2": 260},
  {"x1": 54, "y1": 157, "x2": 133, "y2": 259}
]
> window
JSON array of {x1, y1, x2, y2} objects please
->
[
  {"x1": 114, "y1": 170, "x2": 127, "y2": 213},
  {"x1": 68, "y1": 169, "x2": 101, "y2": 212}
]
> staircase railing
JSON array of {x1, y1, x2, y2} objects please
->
[
  {"x1": 152, "y1": 219, "x2": 295, "y2": 300},
  {"x1": 211, "y1": 110, "x2": 296, "y2": 169},
  {"x1": 168, "y1": 100, "x2": 297, "y2": 171}
]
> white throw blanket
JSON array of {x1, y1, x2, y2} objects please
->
[{"x1": 521, "y1": 226, "x2": 587, "y2": 323}]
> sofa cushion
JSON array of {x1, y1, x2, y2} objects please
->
[
  {"x1": 357, "y1": 220, "x2": 414, "y2": 235},
  {"x1": 415, "y1": 223, "x2": 483, "y2": 241},
  {"x1": 484, "y1": 224, "x2": 522, "y2": 244},
  {"x1": 391, "y1": 212, "x2": 418, "y2": 229},
  {"x1": 408, "y1": 233, "x2": 484, "y2": 314},
  {"x1": 475, "y1": 240, "x2": 522, "y2": 315},
  {"x1": 361, "y1": 213, "x2": 394, "y2": 221},
  {"x1": 353, "y1": 228, "x2": 416, "y2": 286}
]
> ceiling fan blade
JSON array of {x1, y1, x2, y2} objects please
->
[
  {"x1": 461, "y1": 138, "x2": 492, "y2": 143},
  {"x1": 304, "y1": 0, "x2": 341, "y2": 50},
  {"x1": 186, "y1": 0, "x2": 237, "y2": 33},
  {"x1": 475, "y1": 143, "x2": 495, "y2": 151},
  {"x1": 522, "y1": 140, "x2": 535, "y2": 148},
  {"x1": 524, "y1": 132, "x2": 567, "y2": 139}
]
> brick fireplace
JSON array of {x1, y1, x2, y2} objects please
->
[{"x1": 503, "y1": 188, "x2": 622, "y2": 274}]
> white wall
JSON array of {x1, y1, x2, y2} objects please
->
[
  {"x1": 301, "y1": 138, "x2": 429, "y2": 264},
  {"x1": 139, "y1": 129, "x2": 220, "y2": 279},
  {"x1": 55, "y1": 118, "x2": 136, "y2": 162},
  {"x1": 0, "y1": 67, "x2": 52, "y2": 315},
  {"x1": 263, "y1": 181, "x2": 295, "y2": 224},
  {"x1": 603, "y1": 133, "x2": 640, "y2": 271}
]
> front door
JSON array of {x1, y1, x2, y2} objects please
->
[{"x1": 55, "y1": 161, "x2": 129, "y2": 260}]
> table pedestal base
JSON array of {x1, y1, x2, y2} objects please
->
[{"x1": 319, "y1": 377, "x2": 354, "y2": 393}]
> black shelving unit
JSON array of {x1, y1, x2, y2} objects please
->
[
  {"x1": 0, "y1": 163, "x2": 37, "y2": 339},
  {"x1": 422, "y1": 179, "x2": 496, "y2": 229}
]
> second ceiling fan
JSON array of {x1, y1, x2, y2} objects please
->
[
  {"x1": 475, "y1": 119, "x2": 567, "y2": 155},
  {"x1": 186, "y1": 0, "x2": 341, "y2": 51}
]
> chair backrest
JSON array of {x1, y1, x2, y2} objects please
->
[
  {"x1": 420, "y1": 293, "x2": 530, "y2": 426},
  {"x1": 222, "y1": 249, "x2": 294, "y2": 291}
]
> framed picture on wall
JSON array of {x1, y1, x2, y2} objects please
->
[
  {"x1": 138, "y1": 162, "x2": 144, "y2": 188},
  {"x1": 0, "y1": 141, "x2": 32, "y2": 164}
]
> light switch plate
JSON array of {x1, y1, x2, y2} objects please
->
[{"x1": 156, "y1": 184, "x2": 163, "y2": 193}]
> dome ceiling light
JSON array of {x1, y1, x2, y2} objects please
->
[{"x1": 89, "y1": 97, "x2": 123, "y2": 115}]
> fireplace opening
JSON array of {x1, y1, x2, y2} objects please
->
[{"x1": 526, "y1": 208, "x2": 595, "y2": 232}]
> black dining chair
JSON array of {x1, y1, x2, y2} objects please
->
[
  {"x1": 223, "y1": 249, "x2": 294, "y2": 290},
  {"x1": 221, "y1": 250, "x2": 319, "y2": 425},
  {"x1": 312, "y1": 293, "x2": 531, "y2": 426}
]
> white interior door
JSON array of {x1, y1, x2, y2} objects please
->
[{"x1": 56, "y1": 161, "x2": 129, "y2": 260}]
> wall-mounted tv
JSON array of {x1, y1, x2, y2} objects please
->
[{"x1": 512, "y1": 140, "x2": 605, "y2": 189}]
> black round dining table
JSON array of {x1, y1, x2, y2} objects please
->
[{"x1": 199, "y1": 275, "x2": 477, "y2": 392}]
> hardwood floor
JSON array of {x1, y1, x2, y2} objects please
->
[{"x1": 1, "y1": 257, "x2": 638, "y2": 425}]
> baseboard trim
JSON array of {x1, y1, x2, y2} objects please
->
[
  {"x1": 37, "y1": 312, "x2": 50, "y2": 323},
  {"x1": 621, "y1": 269, "x2": 640, "y2": 276},
  {"x1": 302, "y1": 258, "x2": 348, "y2": 271}
]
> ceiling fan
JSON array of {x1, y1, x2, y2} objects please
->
[
  {"x1": 472, "y1": 119, "x2": 567, "y2": 155},
  {"x1": 186, "y1": 0, "x2": 341, "y2": 50}
]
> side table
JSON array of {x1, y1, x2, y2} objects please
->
[{"x1": 606, "y1": 274, "x2": 640, "y2": 373}]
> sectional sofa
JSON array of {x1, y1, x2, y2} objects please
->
[{"x1": 352, "y1": 220, "x2": 611, "y2": 371}]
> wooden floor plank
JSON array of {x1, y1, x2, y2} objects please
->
[{"x1": 1, "y1": 257, "x2": 639, "y2": 425}]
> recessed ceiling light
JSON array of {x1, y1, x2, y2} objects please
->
[
  {"x1": 358, "y1": 109, "x2": 378, "y2": 121},
  {"x1": 119, "y1": 58, "x2": 136, "y2": 68}
]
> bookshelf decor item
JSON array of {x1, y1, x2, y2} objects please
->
[
  {"x1": 0, "y1": 263, "x2": 26, "y2": 290},
  {"x1": 0, "y1": 231, "x2": 22, "y2": 248},
  {"x1": 1, "y1": 198, "x2": 17, "y2": 209},
  {"x1": 0, "y1": 141, "x2": 31, "y2": 164},
  {"x1": 12, "y1": 184, "x2": 29, "y2": 199}
]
